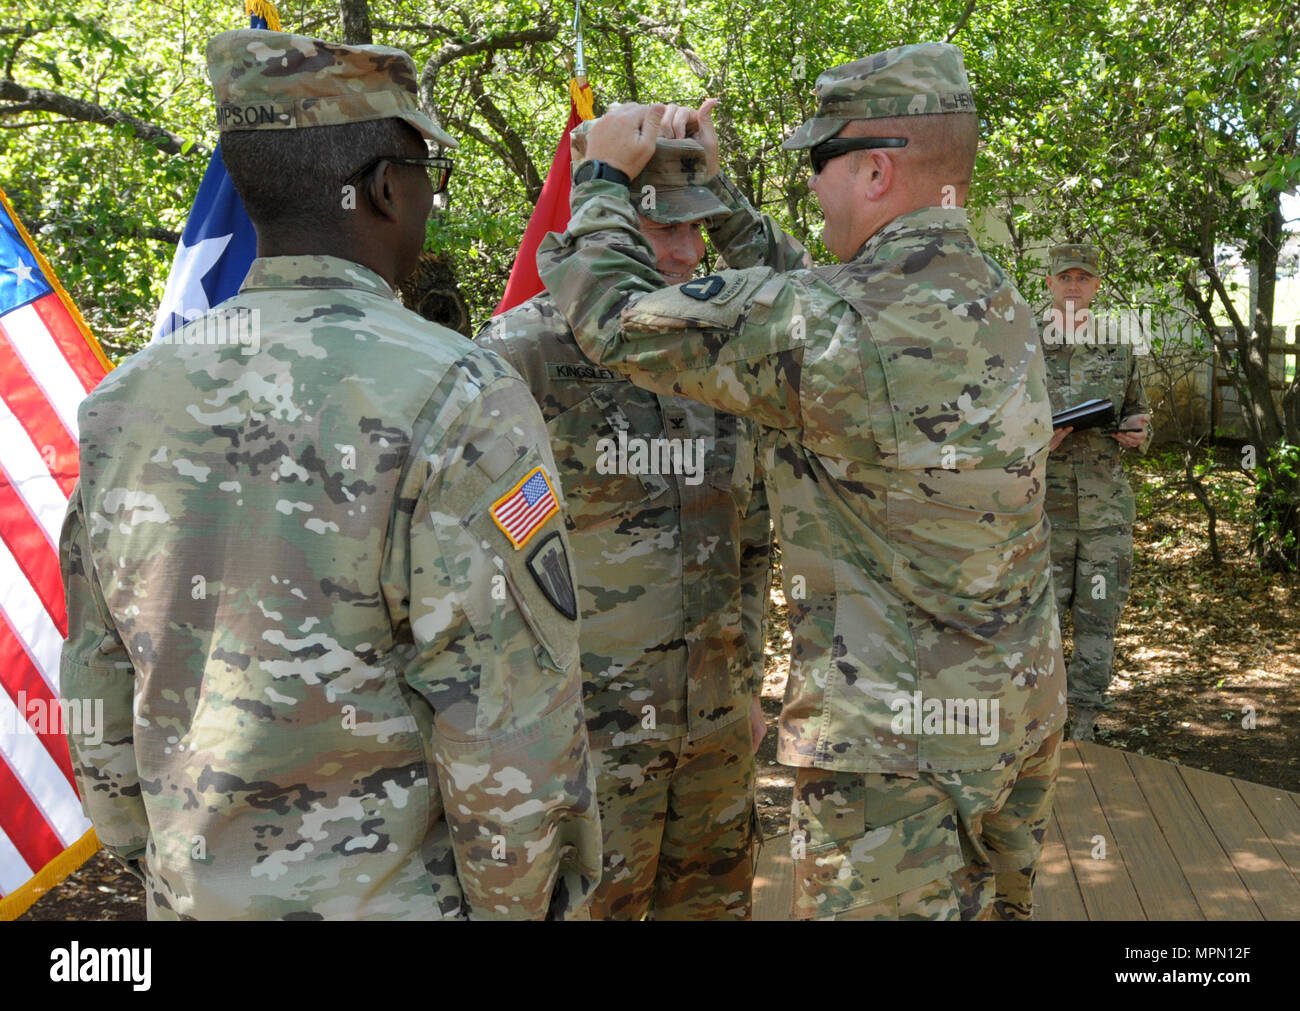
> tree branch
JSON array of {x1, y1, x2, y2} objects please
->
[
  {"x1": 466, "y1": 72, "x2": 543, "y2": 203},
  {"x1": 138, "y1": 225, "x2": 181, "y2": 244},
  {"x1": 419, "y1": 25, "x2": 559, "y2": 111},
  {"x1": 944, "y1": 1, "x2": 978, "y2": 43},
  {"x1": 22, "y1": 212, "x2": 180, "y2": 245},
  {"x1": 0, "y1": 79, "x2": 203, "y2": 156},
  {"x1": 371, "y1": 21, "x2": 462, "y2": 39},
  {"x1": 619, "y1": 29, "x2": 639, "y2": 103},
  {"x1": 634, "y1": 17, "x2": 716, "y2": 89},
  {"x1": 442, "y1": 112, "x2": 511, "y2": 164},
  {"x1": 0, "y1": 117, "x2": 78, "y2": 128},
  {"x1": 338, "y1": 0, "x2": 373, "y2": 45}
]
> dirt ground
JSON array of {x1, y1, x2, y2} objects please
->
[{"x1": 18, "y1": 453, "x2": 1298, "y2": 919}]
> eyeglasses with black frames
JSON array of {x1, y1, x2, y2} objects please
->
[{"x1": 345, "y1": 155, "x2": 454, "y2": 194}]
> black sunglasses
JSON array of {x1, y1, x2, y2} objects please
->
[
  {"x1": 810, "y1": 136, "x2": 908, "y2": 175},
  {"x1": 345, "y1": 154, "x2": 454, "y2": 194}
]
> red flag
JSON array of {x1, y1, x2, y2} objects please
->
[
  {"x1": 0, "y1": 186, "x2": 110, "y2": 919},
  {"x1": 493, "y1": 81, "x2": 593, "y2": 316}
]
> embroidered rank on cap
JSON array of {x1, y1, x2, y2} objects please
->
[
  {"x1": 491, "y1": 465, "x2": 560, "y2": 549},
  {"x1": 681, "y1": 275, "x2": 726, "y2": 300}
]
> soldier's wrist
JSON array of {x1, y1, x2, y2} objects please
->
[{"x1": 573, "y1": 159, "x2": 631, "y2": 188}]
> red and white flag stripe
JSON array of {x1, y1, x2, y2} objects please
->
[{"x1": 0, "y1": 187, "x2": 111, "y2": 917}]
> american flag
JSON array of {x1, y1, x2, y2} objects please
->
[
  {"x1": 490, "y1": 467, "x2": 560, "y2": 549},
  {"x1": 0, "y1": 188, "x2": 110, "y2": 918}
]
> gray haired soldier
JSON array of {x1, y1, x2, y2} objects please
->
[
  {"x1": 478, "y1": 126, "x2": 800, "y2": 920},
  {"x1": 538, "y1": 43, "x2": 1066, "y2": 921},
  {"x1": 1040, "y1": 243, "x2": 1151, "y2": 741},
  {"x1": 59, "y1": 29, "x2": 600, "y2": 920}
]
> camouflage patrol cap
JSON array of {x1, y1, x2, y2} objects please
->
[
  {"x1": 572, "y1": 120, "x2": 727, "y2": 224},
  {"x1": 206, "y1": 29, "x2": 457, "y2": 148},
  {"x1": 1049, "y1": 243, "x2": 1101, "y2": 276},
  {"x1": 783, "y1": 42, "x2": 976, "y2": 151}
]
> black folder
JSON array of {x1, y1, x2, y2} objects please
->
[{"x1": 1051, "y1": 398, "x2": 1116, "y2": 432}]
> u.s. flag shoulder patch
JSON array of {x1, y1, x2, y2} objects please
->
[{"x1": 490, "y1": 465, "x2": 560, "y2": 549}]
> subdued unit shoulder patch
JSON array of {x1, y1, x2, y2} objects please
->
[
  {"x1": 623, "y1": 270, "x2": 772, "y2": 333},
  {"x1": 682, "y1": 275, "x2": 725, "y2": 300},
  {"x1": 681, "y1": 273, "x2": 751, "y2": 304},
  {"x1": 490, "y1": 465, "x2": 560, "y2": 549},
  {"x1": 526, "y1": 532, "x2": 577, "y2": 620}
]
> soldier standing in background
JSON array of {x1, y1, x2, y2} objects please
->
[
  {"x1": 538, "y1": 43, "x2": 1066, "y2": 921},
  {"x1": 59, "y1": 29, "x2": 600, "y2": 920},
  {"x1": 479, "y1": 122, "x2": 801, "y2": 920},
  {"x1": 1040, "y1": 243, "x2": 1152, "y2": 742}
]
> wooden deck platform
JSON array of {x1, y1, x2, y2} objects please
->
[{"x1": 753, "y1": 741, "x2": 1300, "y2": 920}]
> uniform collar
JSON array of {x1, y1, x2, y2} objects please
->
[
  {"x1": 238, "y1": 255, "x2": 399, "y2": 300},
  {"x1": 850, "y1": 206, "x2": 972, "y2": 265}
]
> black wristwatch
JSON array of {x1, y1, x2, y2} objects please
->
[{"x1": 573, "y1": 159, "x2": 631, "y2": 188}]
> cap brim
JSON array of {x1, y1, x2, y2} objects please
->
[
  {"x1": 781, "y1": 117, "x2": 848, "y2": 151},
  {"x1": 641, "y1": 186, "x2": 731, "y2": 224},
  {"x1": 400, "y1": 109, "x2": 458, "y2": 150},
  {"x1": 1052, "y1": 260, "x2": 1099, "y2": 276}
]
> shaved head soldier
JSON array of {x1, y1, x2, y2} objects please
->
[
  {"x1": 538, "y1": 42, "x2": 1066, "y2": 920},
  {"x1": 60, "y1": 30, "x2": 599, "y2": 920}
]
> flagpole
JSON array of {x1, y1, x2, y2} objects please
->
[
  {"x1": 573, "y1": 0, "x2": 586, "y2": 84},
  {"x1": 569, "y1": 1, "x2": 594, "y2": 122}
]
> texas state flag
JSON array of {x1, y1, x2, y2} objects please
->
[{"x1": 151, "y1": 144, "x2": 257, "y2": 341}]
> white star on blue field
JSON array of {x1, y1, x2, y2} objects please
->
[{"x1": 0, "y1": 210, "x2": 53, "y2": 315}]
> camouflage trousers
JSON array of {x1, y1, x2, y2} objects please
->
[
  {"x1": 1051, "y1": 523, "x2": 1134, "y2": 709},
  {"x1": 588, "y1": 716, "x2": 757, "y2": 920},
  {"x1": 790, "y1": 730, "x2": 1063, "y2": 920}
]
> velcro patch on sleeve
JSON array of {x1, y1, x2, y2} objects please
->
[
  {"x1": 623, "y1": 269, "x2": 774, "y2": 332},
  {"x1": 681, "y1": 275, "x2": 726, "y2": 300},
  {"x1": 490, "y1": 465, "x2": 560, "y2": 549}
]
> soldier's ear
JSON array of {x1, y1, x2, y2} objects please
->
[
  {"x1": 363, "y1": 160, "x2": 402, "y2": 223},
  {"x1": 859, "y1": 149, "x2": 895, "y2": 200}
]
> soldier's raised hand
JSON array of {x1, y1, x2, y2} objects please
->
[
  {"x1": 653, "y1": 99, "x2": 721, "y2": 178},
  {"x1": 585, "y1": 102, "x2": 665, "y2": 180},
  {"x1": 658, "y1": 102, "x2": 694, "y2": 139},
  {"x1": 693, "y1": 98, "x2": 720, "y2": 178}
]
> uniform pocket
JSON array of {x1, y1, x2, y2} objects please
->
[
  {"x1": 548, "y1": 390, "x2": 667, "y2": 531},
  {"x1": 791, "y1": 768, "x2": 964, "y2": 918}
]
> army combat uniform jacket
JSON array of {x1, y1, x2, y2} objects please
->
[
  {"x1": 1039, "y1": 320, "x2": 1151, "y2": 529},
  {"x1": 60, "y1": 256, "x2": 600, "y2": 920},
  {"x1": 478, "y1": 174, "x2": 802, "y2": 748},
  {"x1": 478, "y1": 294, "x2": 769, "y2": 746},
  {"x1": 540, "y1": 183, "x2": 1066, "y2": 775}
]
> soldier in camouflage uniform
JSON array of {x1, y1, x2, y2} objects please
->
[
  {"x1": 58, "y1": 29, "x2": 600, "y2": 920},
  {"x1": 538, "y1": 43, "x2": 1066, "y2": 921},
  {"x1": 479, "y1": 125, "x2": 800, "y2": 920},
  {"x1": 1039, "y1": 243, "x2": 1151, "y2": 742}
]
